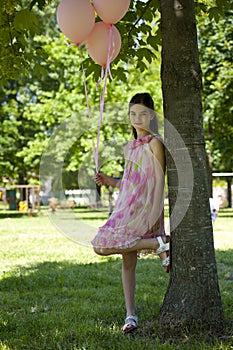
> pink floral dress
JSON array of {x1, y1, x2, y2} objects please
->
[{"x1": 91, "y1": 134, "x2": 165, "y2": 249}]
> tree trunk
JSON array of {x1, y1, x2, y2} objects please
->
[{"x1": 158, "y1": 0, "x2": 224, "y2": 331}]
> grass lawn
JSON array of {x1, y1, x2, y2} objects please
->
[{"x1": 0, "y1": 207, "x2": 232, "y2": 349}]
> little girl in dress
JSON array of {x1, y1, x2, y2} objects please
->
[{"x1": 92, "y1": 92, "x2": 169, "y2": 334}]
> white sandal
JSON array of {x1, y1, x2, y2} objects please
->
[
  {"x1": 121, "y1": 315, "x2": 138, "y2": 334},
  {"x1": 156, "y1": 236, "x2": 169, "y2": 255},
  {"x1": 162, "y1": 256, "x2": 170, "y2": 267},
  {"x1": 156, "y1": 236, "x2": 170, "y2": 271}
]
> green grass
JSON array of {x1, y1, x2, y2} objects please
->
[{"x1": 0, "y1": 208, "x2": 232, "y2": 349}]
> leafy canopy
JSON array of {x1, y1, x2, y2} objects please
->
[{"x1": 0, "y1": 0, "x2": 232, "y2": 83}]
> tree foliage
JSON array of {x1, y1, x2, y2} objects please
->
[
  {"x1": 0, "y1": 0, "x2": 232, "y2": 185},
  {"x1": 0, "y1": 0, "x2": 164, "y2": 185},
  {"x1": 1, "y1": 0, "x2": 231, "y2": 82},
  {"x1": 198, "y1": 4, "x2": 233, "y2": 171}
]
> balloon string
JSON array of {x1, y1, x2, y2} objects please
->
[
  {"x1": 95, "y1": 64, "x2": 109, "y2": 173},
  {"x1": 106, "y1": 25, "x2": 114, "y2": 82},
  {"x1": 79, "y1": 47, "x2": 97, "y2": 172},
  {"x1": 95, "y1": 24, "x2": 114, "y2": 173},
  {"x1": 96, "y1": 66, "x2": 105, "y2": 90}
]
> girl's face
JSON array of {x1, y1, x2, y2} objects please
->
[{"x1": 129, "y1": 104, "x2": 152, "y2": 134}]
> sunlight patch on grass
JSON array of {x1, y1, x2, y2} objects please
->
[{"x1": 213, "y1": 231, "x2": 233, "y2": 251}]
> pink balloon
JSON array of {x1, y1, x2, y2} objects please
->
[
  {"x1": 57, "y1": 0, "x2": 95, "y2": 45},
  {"x1": 86, "y1": 22, "x2": 121, "y2": 66},
  {"x1": 93, "y1": 0, "x2": 130, "y2": 24}
]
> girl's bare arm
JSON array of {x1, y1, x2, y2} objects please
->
[
  {"x1": 149, "y1": 138, "x2": 166, "y2": 220},
  {"x1": 94, "y1": 173, "x2": 121, "y2": 188}
]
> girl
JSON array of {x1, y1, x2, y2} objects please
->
[{"x1": 92, "y1": 92, "x2": 169, "y2": 334}]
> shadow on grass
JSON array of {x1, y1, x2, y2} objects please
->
[
  {"x1": 0, "y1": 251, "x2": 232, "y2": 350},
  {"x1": 0, "y1": 257, "x2": 170, "y2": 350}
]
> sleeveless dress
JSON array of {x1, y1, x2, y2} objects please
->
[{"x1": 91, "y1": 134, "x2": 165, "y2": 249}]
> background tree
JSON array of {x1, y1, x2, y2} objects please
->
[
  {"x1": 198, "y1": 4, "x2": 233, "y2": 205},
  {"x1": 200, "y1": 6, "x2": 233, "y2": 172}
]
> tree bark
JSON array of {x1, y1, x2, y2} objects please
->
[{"x1": 158, "y1": 0, "x2": 224, "y2": 331}]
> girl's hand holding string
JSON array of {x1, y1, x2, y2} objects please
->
[
  {"x1": 94, "y1": 173, "x2": 121, "y2": 188},
  {"x1": 94, "y1": 173, "x2": 110, "y2": 186}
]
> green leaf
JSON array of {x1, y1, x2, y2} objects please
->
[
  {"x1": 13, "y1": 9, "x2": 39, "y2": 33},
  {"x1": 195, "y1": 2, "x2": 208, "y2": 14},
  {"x1": 33, "y1": 63, "x2": 48, "y2": 78},
  {"x1": 137, "y1": 47, "x2": 154, "y2": 62}
]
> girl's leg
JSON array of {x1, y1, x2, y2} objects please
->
[
  {"x1": 122, "y1": 251, "x2": 137, "y2": 317},
  {"x1": 93, "y1": 237, "x2": 169, "y2": 272},
  {"x1": 93, "y1": 237, "x2": 159, "y2": 255},
  {"x1": 121, "y1": 251, "x2": 138, "y2": 333}
]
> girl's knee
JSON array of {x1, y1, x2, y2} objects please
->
[
  {"x1": 93, "y1": 246, "x2": 107, "y2": 256},
  {"x1": 93, "y1": 246, "x2": 103, "y2": 255}
]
